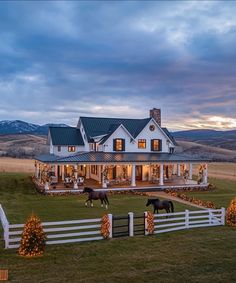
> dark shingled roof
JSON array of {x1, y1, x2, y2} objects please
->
[
  {"x1": 36, "y1": 152, "x2": 207, "y2": 163},
  {"x1": 80, "y1": 116, "x2": 152, "y2": 141},
  {"x1": 49, "y1": 127, "x2": 84, "y2": 146},
  {"x1": 161, "y1": 128, "x2": 178, "y2": 146}
]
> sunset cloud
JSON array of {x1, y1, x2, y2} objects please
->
[{"x1": 0, "y1": 1, "x2": 235, "y2": 130}]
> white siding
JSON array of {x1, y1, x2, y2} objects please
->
[
  {"x1": 102, "y1": 126, "x2": 134, "y2": 152},
  {"x1": 52, "y1": 145, "x2": 85, "y2": 156},
  {"x1": 101, "y1": 120, "x2": 172, "y2": 153}
]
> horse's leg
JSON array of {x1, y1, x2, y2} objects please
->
[
  {"x1": 85, "y1": 198, "x2": 89, "y2": 207},
  {"x1": 101, "y1": 199, "x2": 103, "y2": 208},
  {"x1": 90, "y1": 200, "x2": 93, "y2": 207}
]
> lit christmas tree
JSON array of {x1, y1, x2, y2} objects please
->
[
  {"x1": 18, "y1": 214, "x2": 46, "y2": 257},
  {"x1": 226, "y1": 198, "x2": 236, "y2": 227}
]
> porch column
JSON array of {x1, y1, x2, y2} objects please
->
[
  {"x1": 74, "y1": 165, "x2": 78, "y2": 189},
  {"x1": 86, "y1": 165, "x2": 90, "y2": 179},
  {"x1": 61, "y1": 165, "x2": 65, "y2": 181},
  {"x1": 148, "y1": 165, "x2": 152, "y2": 181},
  {"x1": 98, "y1": 165, "x2": 102, "y2": 184},
  {"x1": 159, "y1": 164, "x2": 164, "y2": 186},
  {"x1": 35, "y1": 162, "x2": 39, "y2": 178},
  {"x1": 54, "y1": 164, "x2": 58, "y2": 181},
  {"x1": 101, "y1": 165, "x2": 107, "y2": 188},
  {"x1": 131, "y1": 164, "x2": 136, "y2": 187},
  {"x1": 203, "y1": 164, "x2": 208, "y2": 184},
  {"x1": 177, "y1": 164, "x2": 181, "y2": 177},
  {"x1": 189, "y1": 163, "x2": 193, "y2": 180}
]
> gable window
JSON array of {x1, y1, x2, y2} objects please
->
[
  {"x1": 58, "y1": 146, "x2": 61, "y2": 152},
  {"x1": 68, "y1": 146, "x2": 75, "y2": 152},
  {"x1": 138, "y1": 139, "x2": 146, "y2": 149},
  {"x1": 151, "y1": 139, "x2": 162, "y2": 151},
  {"x1": 113, "y1": 139, "x2": 125, "y2": 151}
]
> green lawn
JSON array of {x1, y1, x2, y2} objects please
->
[
  {"x1": 0, "y1": 173, "x2": 236, "y2": 283},
  {"x1": 0, "y1": 173, "x2": 194, "y2": 224},
  {"x1": 185, "y1": 177, "x2": 236, "y2": 208}
]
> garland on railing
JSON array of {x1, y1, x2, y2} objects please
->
[
  {"x1": 146, "y1": 211, "x2": 154, "y2": 235},
  {"x1": 226, "y1": 198, "x2": 236, "y2": 226},
  {"x1": 101, "y1": 214, "x2": 110, "y2": 239},
  {"x1": 164, "y1": 190, "x2": 216, "y2": 209}
]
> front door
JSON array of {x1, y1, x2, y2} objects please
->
[{"x1": 136, "y1": 165, "x2": 142, "y2": 181}]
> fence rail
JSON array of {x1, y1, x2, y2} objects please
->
[
  {"x1": 0, "y1": 204, "x2": 225, "y2": 249},
  {"x1": 147, "y1": 208, "x2": 225, "y2": 235}
]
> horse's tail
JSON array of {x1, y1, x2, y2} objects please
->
[
  {"x1": 105, "y1": 193, "x2": 109, "y2": 205},
  {"x1": 169, "y1": 201, "x2": 174, "y2": 213}
]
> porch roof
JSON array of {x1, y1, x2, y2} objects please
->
[{"x1": 35, "y1": 152, "x2": 208, "y2": 164}]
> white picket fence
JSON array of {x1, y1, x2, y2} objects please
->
[
  {"x1": 0, "y1": 204, "x2": 225, "y2": 249},
  {"x1": 0, "y1": 204, "x2": 103, "y2": 249},
  {"x1": 144, "y1": 208, "x2": 225, "y2": 235}
]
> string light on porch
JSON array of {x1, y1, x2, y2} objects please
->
[{"x1": 226, "y1": 198, "x2": 236, "y2": 226}]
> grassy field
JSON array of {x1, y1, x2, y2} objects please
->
[
  {"x1": 0, "y1": 173, "x2": 236, "y2": 283},
  {"x1": 0, "y1": 173, "x2": 193, "y2": 224},
  {"x1": 185, "y1": 177, "x2": 236, "y2": 208}
]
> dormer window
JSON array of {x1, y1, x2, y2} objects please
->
[
  {"x1": 113, "y1": 139, "x2": 125, "y2": 151},
  {"x1": 151, "y1": 139, "x2": 162, "y2": 151},
  {"x1": 68, "y1": 146, "x2": 75, "y2": 152}
]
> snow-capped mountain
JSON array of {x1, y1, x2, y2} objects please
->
[{"x1": 0, "y1": 120, "x2": 68, "y2": 135}]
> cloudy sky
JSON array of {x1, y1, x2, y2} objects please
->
[{"x1": 0, "y1": 1, "x2": 236, "y2": 130}]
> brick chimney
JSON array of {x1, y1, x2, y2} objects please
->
[{"x1": 149, "y1": 108, "x2": 161, "y2": 126}]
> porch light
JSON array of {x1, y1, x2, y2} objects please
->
[{"x1": 66, "y1": 164, "x2": 69, "y2": 168}]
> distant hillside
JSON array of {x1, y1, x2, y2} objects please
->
[
  {"x1": 0, "y1": 134, "x2": 48, "y2": 158},
  {"x1": 0, "y1": 120, "x2": 68, "y2": 135},
  {"x1": 173, "y1": 129, "x2": 236, "y2": 150},
  {"x1": 175, "y1": 140, "x2": 236, "y2": 162}
]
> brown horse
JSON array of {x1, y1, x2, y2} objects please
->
[
  {"x1": 146, "y1": 198, "x2": 174, "y2": 214},
  {"x1": 83, "y1": 187, "x2": 109, "y2": 209}
]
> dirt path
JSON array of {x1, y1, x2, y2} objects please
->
[{"x1": 147, "y1": 191, "x2": 205, "y2": 210}]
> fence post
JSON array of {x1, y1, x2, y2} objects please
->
[
  {"x1": 128, "y1": 212, "x2": 134, "y2": 237},
  {"x1": 209, "y1": 210, "x2": 212, "y2": 225},
  {"x1": 221, "y1": 207, "x2": 225, "y2": 226},
  {"x1": 185, "y1": 210, "x2": 189, "y2": 229},
  {"x1": 4, "y1": 222, "x2": 9, "y2": 249},
  {"x1": 108, "y1": 214, "x2": 113, "y2": 238},
  {"x1": 144, "y1": 211, "x2": 148, "y2": 235}
]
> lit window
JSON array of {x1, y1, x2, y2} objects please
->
[
  {"x1": 138, "y1": 139, "x2": 146, "y2": 149},
  {"x1": 113, "y1": 139, "x2": 125, "y2": 151},
  {"x1": 58, "y1": 146, "x2": 61, "y2": 152},
  {"x1": 68, "y1": 146, "x2": 75, "y2": 152},
  {"x1": 151, "y1": 139, "x2": 162, "y2": 151}
]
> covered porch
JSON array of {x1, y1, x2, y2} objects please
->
[{"x1": 34, "y1": 152, "x2": 209, "y2": 193}]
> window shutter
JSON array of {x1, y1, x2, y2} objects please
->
[
  {"x1": 151, "y1": 139, "x2": 154, "y2": 151},
  {"x1": 159, "y1": 139, "x2": 162, "y2": 151},
  {"x1": 113, "y1": 139, "x2": 116, "y2": 151},
  {"x1": 122, "y1": 139, "x2": 125, "y2": 151}
]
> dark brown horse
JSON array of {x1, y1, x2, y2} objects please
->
[
  {"x1": 146, "y1": 198, "x2": 174, "y2": 214},
  {"x1": 83, "y1": 187, "x2": 109, "y2": 209}
]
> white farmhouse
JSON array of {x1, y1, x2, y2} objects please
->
[{"x1": 35, "y1": 108, "x2": 208, "y2": 192}]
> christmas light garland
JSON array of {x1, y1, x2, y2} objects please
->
[
  {"x1": 146, "y1": 211, "x2": 154, "y2": 235},
  {"x1": 165, "y1": 190, "x2": 216, "y2": 209},
  {"x1": 101, "y1": 214, "x2": 110, "y2": 239},
  {"x1": 226, "y1": 198, "x2": 236, "y2": 226}
]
